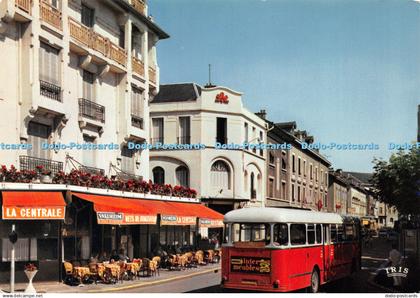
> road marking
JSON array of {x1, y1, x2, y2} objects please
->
[{"x1": 88, "y1": 267, "x2": 221, "y2": 292}]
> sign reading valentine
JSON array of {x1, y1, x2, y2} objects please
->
[{"x1": 215, "y1": 92, "x2": 229, "y2": 104}]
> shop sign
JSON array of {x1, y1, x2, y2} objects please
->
[
  {"x1": 97, "y1": 212, "x2": 157, "y2": 225},
  {"x1": 230, "y1": 257, "x2": 271, "y2": 274},
  {"x1": 199, "y1": 218, "x2": 224, "y2": 227},
  {"x1": 2, "y1": 206, "x2": 65, "y2": 220},
  {"x1": 161, "y1": 215, "x2": 196, "y2": 225}
]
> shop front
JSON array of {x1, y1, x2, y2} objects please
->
[{"x1": 0, "y1": 191, "x2": 66, "y2": 282}]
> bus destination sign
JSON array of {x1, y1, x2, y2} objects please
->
[{"x1": 230, "y1": 257, "x2": 271, "y2": 274}]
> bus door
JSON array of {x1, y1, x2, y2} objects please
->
[{"x1": 322, "y1": 224, "x2": 332, "y2": 282}]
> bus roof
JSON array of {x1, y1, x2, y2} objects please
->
[{"x1": 224, "y1": 207, "x2": 344, "y2": 224}]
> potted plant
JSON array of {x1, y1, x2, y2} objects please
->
[
  {"x1": 40, "y1": 169, "x2": 52, "y2": 184},
  {"x1": 24, "y1": 263, "x2": 38, "y2": 293}
]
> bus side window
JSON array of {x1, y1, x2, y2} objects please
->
[
  {"x1": 273, "y1": 223, "x2": 289, "y2": 246},
  {"x1": 337, "y1": 224, "x2": 344, "y2": 242},
  {"x1": 330, "y1": 224, "x2": 337, "y2": 243},
  {"x1": 307, "y1": 224, "x2": 315, "y2": 244},
  {"x1": 316, "y1": 224, "x2": 322, "y2": 244},
  {"x1": 345, "y1": 224, "x2": 354, "y2": 241},
  {"x1": 323, "y1": 225, "x2": 330, "y2": 244},
  {"x1": 290, "y1": 224, "x2": 306, "y2": 245}
]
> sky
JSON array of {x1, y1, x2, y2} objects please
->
[{"x1": 148, "y1": 0, "x2": 420, "y2": 173}]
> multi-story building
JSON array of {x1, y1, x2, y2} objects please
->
[
  {"x1": 149, "y1": 83, "x2": 267, "y2": 215},
  {"x1": 0, "y1": 0, "x2": 168, "y2": 178},
  {"x1": 262, "y1": 119, "x2": 331, "y2": 211},
  {"x1": 327, "y1": 169, "x2": 348, "y2": 215}
]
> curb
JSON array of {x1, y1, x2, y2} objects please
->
[{"x1": 88, "y1": 266, "x2": 221, "y2": 293}]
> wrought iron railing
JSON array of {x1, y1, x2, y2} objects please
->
[
  {"x1": 19, "y1": 155, "x2": 63, "y2": 175},
  {"x1": 177, "y1": 136, "x2": 191, "y2": 145},
  {"x1": 79, "y1": 165, "x2": 105, "y2": 176},
  {"x1": 78, "y1": 98, "x2": 105, "y2": 123},
  {"x1": 131, "y1": 114, "x2": 143, "y2": 129},
  {"x1": 116, "y1": 172, "x2": 143, "y2": 181},
  {"x1": 40, "y1": 80, "x2": 62, "y2": 102}
]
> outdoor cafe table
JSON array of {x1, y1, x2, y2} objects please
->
[
  {"x1": 126, "y1": 262, "x2": 140, "y2": 274},
  {"x1": 73, "y1": 266, "x2": 90, "y2": 279}
]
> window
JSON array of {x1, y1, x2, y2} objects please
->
[
  {"x1": 120, "y1": 146, "x2": 135, "y2": 174},
  {"x1": 259, "y1": 131, "x2": 263, "y2": 156},
  {"x1": 307, "y1": 224, "x2": 315, "y2": 244},
  {"x1": 244, "y1": 122, "x2": 248, "y2": 143},
  {"x1": 321, "y1": 170, "x2": 324, "y2": 183},
  {"x1": 152, "y1": 167, "x2": 164, "y2": 184},
  {"x1": 303, "y1": 160, "x2": 307, "y2": 177},
  {"x1": 83, "y1": 71, "x2": 95, "y2": 101},
  {"x1": 175, "y1": 166, "x2": 189, "y2": 187},
  {"x1": 39, "y1": 42, "x2": 60, "y2": 87},
  {"x1": 324, "y1": 193, "x2": 328, "y2": 208},
  {"x1": 152, "y1": 118, "x2": 164, "y2": 144},
  {"x1": 216, "y1": 117, "x2": 227, "y2": 144},
  {"x1": 337, "y1": 224, "x2": 344, "y2": 242},
  {"x1": 281, "y1": 152, "x2": 287, "y2": 170},
  {"x1": 316, "y1": 224, "x2": 322, "y2": 243},
  {"x1": 211, "y1": 160, "x2": 230, "y2": 190},
  {"x1": 119, "y1": 29, "x2": 125, "y2": 49},
  {"x1": 325, "y1": 172, "x2": 328, "y2": 186},
  {"x1": 268, "y1": 178, "x2": 274, "y2": 197},
  {"x1": 178, "y1": 117, "x2": 191, "y2": 144},
  {"x1": 131, "y1": 86, "x2": 143, "y2": 117},
  {"x1": 292, "y1": 155, "x2": 296, "y2": 173},
  {"x1": 269, "y1": 152, "x2": 275, "y2": 165},
  {"x1": 330, "y1": 224, "x2": 337, "y2": 243},
  {"x1": 345, "y1": 224, "x2": 354, "y2": 241},
  {"x1": 81, "y1": 3, "x2": 94, "y2": 28},
  {"x1": 252, "y1": 127, "x2": 256, "y2": 153},
  {"x1": 231, "y1": 224, "x2": 270, "y2": 243},
  {"x1": 273, "y1": 224, "x2": 288, "y2": 246},
  {"x1": 2, "y1": 238, "x2": 37, "y2": 261},
  {"x1": 250, "y1": 173, "x2": 256, "y2": 199},
  {"x1": 281, "y1": 182, "x2": 286, "y2": 200},
  {"x1": 310, "y1": 164, "x2": 313, "y2": 179},
  {"x1": 292, "y1": 184, "x2": 295, "y2": 202},
  {"x1": 28, "y1": 122, "x2": 50, "y2": 159},
  {"x1": 290, "y1": 224, "x2": 306, "y2": 245},
  {"x1": 298, "y1": 158, "x2": 301, "y2": 175},
  {"x1": 297, "y1": 186, "x2": 301, "y2": 202},
  {"x1": 82, "y1": 135, "x2": 95, "y2": 167},
  {"x1": 315, "y1": 167, "x2": 319, "y2": 181}
]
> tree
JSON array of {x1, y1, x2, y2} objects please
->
[{"x1": 371, "y1": 147, "x2": 420, "y2": 216}]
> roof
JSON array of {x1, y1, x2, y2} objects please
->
[
  {"x1": 343, "y1": 172, "x2": 373, "y2": 185},
  {"x1": 114, "y1": 0, "x2": 170, "y2": 40},
  {"x1": 152, "y1": 83, "x2": 202, "y2": 103},
  {"x1": 224, "y1": 207, "x2": 343, "y2": 224}
]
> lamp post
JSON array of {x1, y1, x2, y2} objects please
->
[{"x1": 9, "y1": 224, "x2": 18, "y2": 293}]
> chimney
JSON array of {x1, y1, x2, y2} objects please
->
[{"x1": 255, "y1": 109, "x2": 267, "y2": 120}]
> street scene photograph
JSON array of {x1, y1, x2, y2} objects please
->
[{"x1": 0, "y1": 0, "x2": 419, "y2": 296}]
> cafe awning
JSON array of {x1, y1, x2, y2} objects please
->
[
  {"x1": 72, "y1": 192, "x2": 224, "y2": 227},
  {"x1": 1, "y1": 191, "x2": 66, "y2": 220},
  {"x1": 72, "y1": 192, "x2": 157, "y2": 225}
]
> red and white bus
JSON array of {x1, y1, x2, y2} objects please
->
[{"x1": 221, "y1": 207, "x2": 361, "y2": 292}]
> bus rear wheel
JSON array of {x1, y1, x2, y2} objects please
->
[{"x1": 309, "y1": 269, "x2": 320, "y2": 293}]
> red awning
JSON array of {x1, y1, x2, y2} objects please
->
[
  {"x1": 2, "y1": 191, "x2": 66, "y2": 220},
  {"x1": 72, "y1": 193, "x2": 157, "y2": 225}
]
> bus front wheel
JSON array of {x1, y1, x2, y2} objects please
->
[{"x1": 309, "y1": 269, "x2": 320, "y2": 293}]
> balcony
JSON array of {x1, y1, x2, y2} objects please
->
[
  {"x1": 39, "y1": 1, "x2": 62, "y2": 30},
  {"x1": 68, "y1": 17, "x2": 127, "y2": 68},
  {"x1": 19, "y1": 155, "x2": 63, "y2": 175},
  {"x1": 148, "y1": 66, "x2": 156, "y2": 85},
  {"x1": 15, "y1": 0, "x2": 31, "y2": 14},
  {"x1": 150, "y1": 137, "x2": 163, "y2": 146},
  {"x1": 131, "y1": 0, "x2": 146, "y2": 15},
  {"x1": 40, "y1": 80, "x2": 62, "y2": 102},
  {"x1": 132, "y1": 56, "x2": 144, "y2": 77},
  {"x1": 177, "y1": 136, "x2": 191, "y2": 145},
  {"x1": 79, "y1": 165, "x2": 105, "y2": 176},
  {"x1": 131, "y1": 114, "x2": 143, "y2": 129},
  {"x1": 78, "y1": 98, "x2": 105, "y2": 123}
]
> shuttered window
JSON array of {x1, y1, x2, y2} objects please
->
[
  {"x1": 83, "y1": 71, "x2": 95, "y2": 101},
  {"x1": 121, "y1": 146, "x2": 135, "y2": 174},
  {"x1": 28, "y1": 122, "x2": 50, "y2": 159},
  {"x1": 39, "y1": 42, "x2": 60, "y2": 86},
  {"x1": 211, "y1": 161, "x2": 230, "y2": 190},
  {"x1": 131, "y1": 86, "x2": 143, "y2": 117},
  {"x1": 81, "y1": 4, "x2": 94, "y2": 28},
  {"x1": 152, "y1": 118, "x2": 164, "y2": 143},
  {"x1": 175, "y1": 166, "x2": 189, "y2": 187},
  {"x1": 82, "y1": 135, "x2": 96, "y2": 167}
]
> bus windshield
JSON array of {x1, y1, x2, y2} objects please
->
[{"x1": 231, "y1": 223, "x2": 270, "y2": 243}]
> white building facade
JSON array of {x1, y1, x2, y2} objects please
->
[
  {"x1": 149, "y1": 83, "x2": 267, "y2": 214},
  {"x1": 0, "y1": 0, "x2": 167, "y2": 179}
]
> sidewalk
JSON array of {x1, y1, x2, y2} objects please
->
[{"x1": 0, "y1": 264, "x2": 221, "y2": 293}]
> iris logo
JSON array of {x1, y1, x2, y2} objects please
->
[{"x1": 385, "y1": 266, "x2": 409, "y2": 278}]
